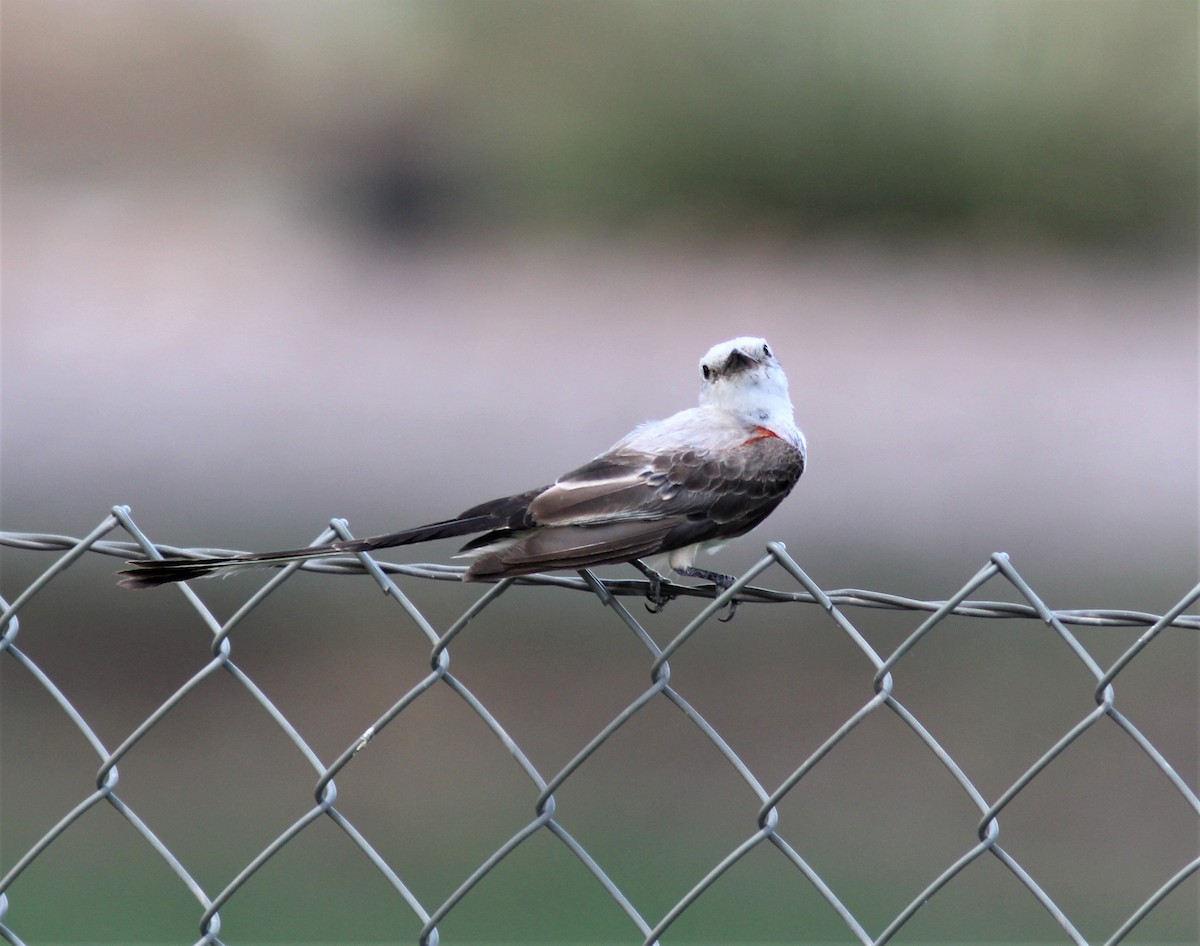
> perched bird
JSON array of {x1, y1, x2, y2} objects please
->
[{"x1": 119, "y1": 337, "x2": 806, "y2": 607}]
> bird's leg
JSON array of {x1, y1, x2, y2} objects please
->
[
  {"x1": 673, "y1": 565, "x2": 740, "y2": 622},
  {"x1": 632, "y1": 559, "x2": 675, "y2": 613}
]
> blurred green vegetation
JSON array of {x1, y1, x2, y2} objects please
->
[
  {"x1": 6, "y1": 0, "x2": 1194, "y2": 245},
  {"x1": 333, "y1": 0, "x2": 1197, "y2": 245}
]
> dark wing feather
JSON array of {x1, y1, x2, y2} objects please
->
[
  {"x1": 530, "y1": 437, "x2": 803, "y2": 528},
  {"x1": 464, "y1": 437, "x2": 805, "y2": 580},
  {"x1": 659, "y1": 442, "x2": 803, "y2": 551},
  {"x1": 465, "y1": 520, "x2": 682, "y2": 580}
]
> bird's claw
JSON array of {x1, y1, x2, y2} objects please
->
[
  {"x1": 644, "y1": 580, "x2": 675, "y2": 614},
  {"x1": 632, "y1": 561, "x2": 740, "y2": 620},
  {"x1": 673, "y1": 565, "x2": 740, "y2": 622},
  {"x1": 633, "y1": 560, "x2": 676, "y2": 614}
]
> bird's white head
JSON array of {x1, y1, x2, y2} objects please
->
[{"x1": 698, "y1": 337, "x2": 802, "y2": 445}]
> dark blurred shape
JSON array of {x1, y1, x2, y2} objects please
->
[{"x1": 333, "y1": 156, "x2": 462, "y2": 238}]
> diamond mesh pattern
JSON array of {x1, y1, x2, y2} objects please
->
[{"x1": 2, "y1": 506, "x2": 1197, "y2": 945}]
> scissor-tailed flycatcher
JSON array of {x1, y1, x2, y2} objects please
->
[{"x1": 119, "y1": 337, "x2": 806, "y2": 605}]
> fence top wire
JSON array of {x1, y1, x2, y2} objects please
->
[
  {"x1": 1, "y1": 524, "x2": 1196, "y2": 630},
  {"x1": 2, "y1": 507, "x2": 1198, "y2": 946}
]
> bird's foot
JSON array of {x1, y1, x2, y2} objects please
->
[
  {"x1": 673, "y1": 566, "x2": 740, "y2": 622},
  {"x1": 632, "y1": 560, "x2": 676, "y2": 614}
]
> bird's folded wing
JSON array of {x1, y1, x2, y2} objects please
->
[
  {"x1": 467, "y1": 519, "x2": 682, "y2": 577},
  {"x1": 529, "y1": 436, "x2": 805, "y2": 527},
  {"x1": 463, "y1": 438, "x2": 804, "y2": 580}
]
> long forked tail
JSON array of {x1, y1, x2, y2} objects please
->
[{"x1": 117, "y1": 489, "x2": 542, "y2": 589}]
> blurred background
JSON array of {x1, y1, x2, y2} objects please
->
[{"x1": 2, "y1": 0, "x2": 1196, "y2": 943}]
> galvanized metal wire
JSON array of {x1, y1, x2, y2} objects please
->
[{"x1": 1, "y1": 505, "x2": 1197, "y2": 946}]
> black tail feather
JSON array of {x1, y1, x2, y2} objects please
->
[
  {"x1": 117, "y1": 562, "x2": 232, "y2": 589},
  {"x1": 117, "y1": 489, "x2": 544, "y2": 589}
]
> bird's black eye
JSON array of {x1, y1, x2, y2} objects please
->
[
  {"x1": 762, "y1": 344, "x2": 771, "y2": 357},
  {"x1": 701, "y1": 364, "x2": 712, "y2": 380}
]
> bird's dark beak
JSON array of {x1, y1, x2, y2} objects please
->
[{"x1": 722, "y1": 349, "x2": 758, "y2": 373}]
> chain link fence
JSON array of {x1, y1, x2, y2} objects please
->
[{"x1": 1, "y1": 505, "x2": 1197, "y2": 945}]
